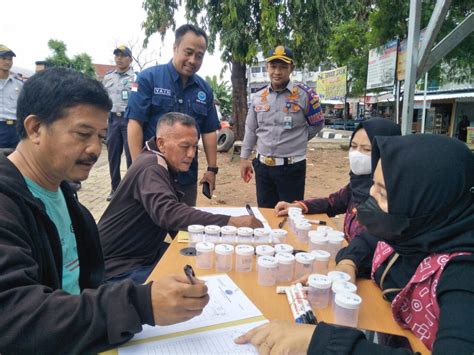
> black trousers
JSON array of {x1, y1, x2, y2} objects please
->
[
  {"x1": 252, "y1": 158, "x2": 306, "y2": 208},
  {"x1": 107, "y1": 113, "x2": 132, "y2": 191}
]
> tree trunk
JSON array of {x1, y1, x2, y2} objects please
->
[{"x1": 230, "y1": 60, "x2": 248, "y2": 141}]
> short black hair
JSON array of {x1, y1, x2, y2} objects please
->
[
  {"x1": 16, "y1": 67, "x2": 112, "y2": 139},
  {"x1": 175, "y1": 24, "x2": 208, "y2": 47},
  {"x1": 156, "y1": 112, "x2": 197, "y2": 134}
]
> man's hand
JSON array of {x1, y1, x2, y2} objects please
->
[
  {"x1": 235, "y1": 320, "x2": 316, "y2": 355},
  {"x1": 150, "y1": 274, "x2": 209, "y2": 326},
  {"x1": 199, "y1": 171, "x2": 216, "y2": 195},
  {"x1": 229, "y1": 216, "x2": 264, "y2": 229},
  {"x1": 274, "y1": 201, "x2": 302, "y2": 216},
  {"x1": 127, "y1": 119, "x2": 144, "y2": 161},
  {"x1": 240, "y1": 159, "x2": 253, "y2": 183}
]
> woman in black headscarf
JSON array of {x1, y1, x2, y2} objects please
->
[
  {"x1": 275, "y1": 118, "x2": 401, "y2": 242},
  {"x1": 237, "y1": 134, "x2": 474, "y2": 354}
]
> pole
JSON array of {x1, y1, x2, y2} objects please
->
[
  {"x1": 401, "y1": 0, "x2": 422, "y2": 135},
  {"x1": 395, "y1": 81, "x2": 401, "y2": 124},
  {"x1": 421, "y1": 72, "x2": 428, "y2": 133}
]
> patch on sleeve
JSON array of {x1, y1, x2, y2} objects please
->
[{"x1": 297, "y1": 83, "x2": 324, "y2": 126}]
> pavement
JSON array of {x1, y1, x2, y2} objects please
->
[
  {"x1": 79, "y1": 128, "x2": 351, "y2": 222},
  {"x1": 77, "y1": 146, "x2": 117, "y2": 221}
]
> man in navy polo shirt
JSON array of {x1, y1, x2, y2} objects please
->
[{"x1": 126, "y1": 24, "x2": 220, "y2": 206}]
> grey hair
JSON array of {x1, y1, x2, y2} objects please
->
[{"x1": 156, "y1": 112, "x2": 197, "y2": 134}]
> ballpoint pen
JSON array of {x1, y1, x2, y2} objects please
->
[
  {"x1": 278, "y1": 217, "x2": 287, "y2": 228},
  {"x1": 184, "y1": 264, "x2": 196, "y2": 285},
  {"x1": 245, "y1": 203, "x2": 255, "y2": 216}
]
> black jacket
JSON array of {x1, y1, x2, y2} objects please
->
[
  {"x1": 0, "y1": 155, "x2": 154, "y2": 354},
  {"x1": 306, "y1": 233, "x2": 474, "y2": 354}
]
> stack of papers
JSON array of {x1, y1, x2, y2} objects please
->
[{"x1": 117, "y1": 274, "x2": 267, "y2": 354}]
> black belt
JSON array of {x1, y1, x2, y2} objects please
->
[
  {"x1": 0, "y1": 119, "x2": 16, "y2": 125},
  {"x1": 111, "y1": 112, "x2": 125, "y2": 117}
]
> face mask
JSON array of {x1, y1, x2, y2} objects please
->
[
  {"x1": 349, "y1": 150, "x2": 372, "y2": 175},
  {"x1": 357, "y1": 196, "x2": 410, "y2": 241}
]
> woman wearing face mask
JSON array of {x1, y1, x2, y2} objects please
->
[
  {"x1": 275, "y1": 118, "x2": 401, "y2": 242},
  {"x1": 236, "y1": 134, "x2": 474, "y2": 354}
]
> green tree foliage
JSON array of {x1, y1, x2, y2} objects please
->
[
  {"x1": 331, "y1": 0, "x2": 473, "y2": 95},
  {"x1": 45, "y1": 39, "x2": 96, "y2": 78},
  {"x1": 141, "y1": 0, "x2": 336, "y2": 139},
  {"x1": 368, "y1": 0, "x2": 473, "y2": 83},
  {"x1": 205, "y1": 75, "x2": 232, "y2": 118},
  {"x1": 328, "y1": 19, "x2": 369, "y2": 96}
]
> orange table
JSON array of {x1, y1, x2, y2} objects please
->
[{"x1": 147, "y1": 208, "x2": 429, "y2": 354}]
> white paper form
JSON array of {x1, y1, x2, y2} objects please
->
[
  {"x1": 119, "y1": 320, "x2": 267, "y2": 355},
  {"x1": 195, "y1": 207, "x2": 271, "y2": 232},
  {"x1": 132, "y1": 274, "x2": 263, "y2": 341}
]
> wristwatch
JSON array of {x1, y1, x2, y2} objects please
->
[{"x1": 207, "y1": 166, "x2": 219, "y2": 174}]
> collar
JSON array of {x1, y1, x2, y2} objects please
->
[
  {"x1": 115, "y1": 67, "x2": 134, "y2": 76},
  {"x1": 269, "y1": 80, "x2": 294, "y2": 93},
  {"x1": 167, "y1": 60, "x2": 196, "y2": 87}
]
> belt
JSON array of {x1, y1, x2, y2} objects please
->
[
  {"x1": 111, "y1": 112, "x2": 124, "y2": 117},
  {"x1": 0, "y1": 119, "x2": 16, "y2": 125},
  {"x1": 257, "y1": 153, "x2": 306, "y2": 166}
]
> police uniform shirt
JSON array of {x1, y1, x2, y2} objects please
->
[
  {"x1": 102, "y1": 67, "x2": 135, "y2": 113},
  {"x1": 0, "y1": 74, "x2": 23, "y2": 121},
  {"x1": 126, "y1": 60, "x2": 220, "y2": 186},
  {"x1": 241, "y1": 80, "x2": 322, "y2": 159}
]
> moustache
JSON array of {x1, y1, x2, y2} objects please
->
[{"x1": 76, "y1": 155, "x2": 98, "y2": 165}]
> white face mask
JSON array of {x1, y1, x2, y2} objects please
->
[{"x1": 349, "y1": 149, "x2": 372, "y2": 175}]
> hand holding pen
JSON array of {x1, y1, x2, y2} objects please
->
[{"x1": 149, "y1": 268, "x2": 209, "y2": 326}]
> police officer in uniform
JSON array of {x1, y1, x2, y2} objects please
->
[
  {"x1": 103, "y1": 45, "x2": 135, "y2": 201},
  {"x1": 240, "y1": 46, "x2": 324, "y2": 208},
  {"x1": 0, "y1": 45, "x2": 23, "y2": 150},
  {"x1": 126, "y1": 24, "x2": 220, "y2": 207}
]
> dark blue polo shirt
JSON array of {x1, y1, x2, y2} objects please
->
[{"x1": 126, "y1": 60, "x2": 220, "y2": 186}]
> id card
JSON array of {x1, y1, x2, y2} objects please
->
[
  {"x1": 283, "y1": 116, "x2": 293, "y2": 129},
  {"x1": 121, "y1": 89, "x2": 129, "y2": 100}
]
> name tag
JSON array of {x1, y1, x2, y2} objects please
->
[{"x1": 154, "y1": 88, "x2": 172, "y2": 96}]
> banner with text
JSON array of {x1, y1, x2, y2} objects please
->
[
  {"x1": 316, "y1": 66, "x2": 347, "y2": 100},
  {"x1": 366, "y1": 40, "x2": 398, "y2": 89}
]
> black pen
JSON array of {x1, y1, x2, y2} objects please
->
[
  {"x1": 307, "y1": 219, "x2": 327, "y2": 226},
  {"x1": 245, "y1": 203, "x2": 255, "y2": 216},
  {"x1": 278, "y1": 217, "x2": 287, "y2": 228},
  {"x1": 184, "y1": 264, "x2": 196, "y2": 285}
]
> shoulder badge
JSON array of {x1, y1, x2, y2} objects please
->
[{"x1": 296, "y1": 83, "x2": 323, "y2": 126}]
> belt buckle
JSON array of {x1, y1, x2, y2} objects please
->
[
  {"x1": 116, "y1": 112, "x2": 123, "y2": 117},
  {"x1": 6, "y1": 120, "x2": 15, "y2": 125},
  {"x1": 287, "y1": 157, "x2": 293, "y2": 164},
  {"x1": 264, "y1": 156, "x2": 275, "y2": 166}
]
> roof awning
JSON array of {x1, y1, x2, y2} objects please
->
[{"x1": 414, "y1": 91, "x2": 474, "y2": 101}]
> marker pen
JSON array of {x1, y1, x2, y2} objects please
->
[{"x1": 284, "y1": 288, "x2": 303, "y2": 323}]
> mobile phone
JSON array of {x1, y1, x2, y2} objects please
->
[{"x1": 202, "y1": 181, "x2": 212, "y2": 199}]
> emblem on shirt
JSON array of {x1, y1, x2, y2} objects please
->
[
  {"x1": 154, "y1": 88, "x2": 172, "y2": 96},
  {"x1": 197, "y1": 91, "x2": 207, "y2": 102}
]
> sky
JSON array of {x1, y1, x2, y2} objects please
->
[{"x1": 2, "y1": 0, "x2": 228, "y2": 79}]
